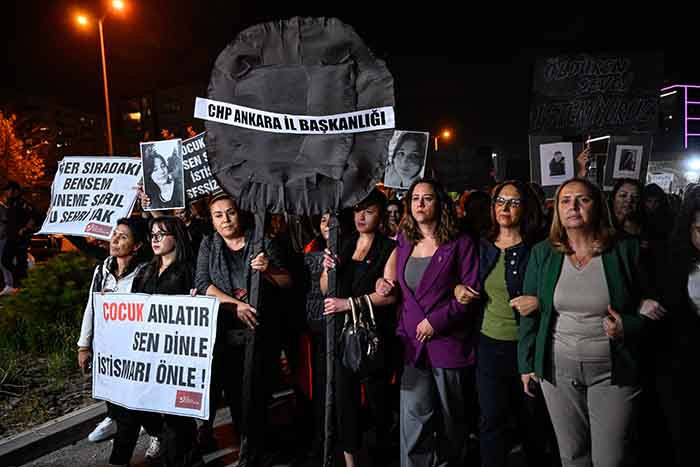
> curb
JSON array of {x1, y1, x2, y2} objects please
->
[{"x1": 0, "y1": 402, "x2": 107, "y2": 466}]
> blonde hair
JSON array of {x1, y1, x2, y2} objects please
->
[{"x1": 549, "y1": 178, "x2": 616, "y2": 254}]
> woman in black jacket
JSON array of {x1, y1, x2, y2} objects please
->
[
  {"x1": 110, "y1": 216, "x2": 199, "y2": 467},
  {"x1": 321, "y1": 189, "x2": 398, "y2": 466}
]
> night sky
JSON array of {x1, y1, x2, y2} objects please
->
[{"x1": 4, "y1": 1, "x2": 699, "y2": 155}]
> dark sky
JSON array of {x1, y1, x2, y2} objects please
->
[{"x1": 4, "y1": 1, "x2": 699, "y2": 153}]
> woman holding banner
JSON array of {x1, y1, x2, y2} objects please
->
[
  {"x1": 107, "y1": 216, "x2": 199, "y2": 466},
  {"x1": 194, "y1": 192, "x2": 292, "y2": 454},
  {"x1": 76, "y1": 218, "x2": 163, "y2": 461}
]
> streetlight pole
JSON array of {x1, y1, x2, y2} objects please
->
[
  {"x1": 75, "y1": 1, "x2": 125, "y2": 155},
  {"x1": 98, "y1": 17, "x2": 114, "y2": 155}
]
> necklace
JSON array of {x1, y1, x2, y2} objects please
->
[{"x1": 571, "y1": 249, "x2": 591, "y2": 269}]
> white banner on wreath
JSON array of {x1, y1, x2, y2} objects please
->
[{"x1": 194, "y1": 97, "x2": 395, "y2": 134}]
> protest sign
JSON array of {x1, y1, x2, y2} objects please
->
[
  {"x1": 140, "y1": 139, "x2": 185, "y2": 211},
  {"x1": 528, "y1": 136, "x2": 584, "y2": 197},
  {"x1": 195, "y1": 97, "x2": 395, "y2": 135},
  {"x1": 182, "y1": 132, "x2": 220, "y2": 202},
  {"x1": 529, "y1": 52, "x2": 662, "y2": 135},
  {"x1": 603, "y1": 135, "x2": 653, "y2": 189},
  {"x1": 38, "y1": 157, "x2": 141, "y2": 241},
  {"x1": 647, "y1": 172, "x2": 674, "y2": 193},
  {"x1": 92, "y1": 293, "x2": 219, "y2": 419}
]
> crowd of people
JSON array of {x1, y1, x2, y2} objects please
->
[{"x1": 4, "y1": 170, "x2": 696, "y2": 466}]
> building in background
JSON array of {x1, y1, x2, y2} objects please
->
[
  {"x1": 119, "y1": 83, "x2": 206, "y2": 154},
  {"x1": 650, "y1": 84, "x2": 700, "y2": 189}
]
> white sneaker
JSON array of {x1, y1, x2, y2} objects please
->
[
  {"x1": 145, "y1": 436, "x2": 162, "y2": 459},
  {"x1": 88, "y1": 416, "x2": 117, "y2": 442},
  {"x1": 0, "y1": 286, "x2": 13, "y2": 296}
]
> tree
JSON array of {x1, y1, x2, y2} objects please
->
[{"x1": 0, "y1": 112, "x2": 45, "y2": 187}]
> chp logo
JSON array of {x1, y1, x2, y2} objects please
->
[
  {"x1": 175, "y1": 390, "x2": 202, "y2": 410},
  {"x1": 84, "y1": 223, "x2": 112, "y2": 237}
]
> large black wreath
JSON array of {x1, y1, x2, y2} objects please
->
[{"x1": 204, "y1": 17, "x2": 395, "y2": 215}]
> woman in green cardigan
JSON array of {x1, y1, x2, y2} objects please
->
[{"x1": 517, "y1": 178, "x2": 662, "y2": 467}]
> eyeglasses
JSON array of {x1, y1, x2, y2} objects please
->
[
  {"x1": 493, "y1": 196, "x2": 522, "y2": 208},
  {"x1": 150, "y1": 232, "x2": 173, "y2": 242}
]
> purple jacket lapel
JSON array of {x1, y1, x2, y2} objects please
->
[{"x1": 414, "y1": 242, "x2": 455, "y2": 301}]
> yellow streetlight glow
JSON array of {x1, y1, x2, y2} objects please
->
[
  {"x1": 112, "y1": 0, "x2": 125, "y2": 10},
  {"x1": 434, "y1": 129, "x2": 454, "y2": 151},
  {"x1": 76, "y1": 14, "x2": 89, "y2": 26}
]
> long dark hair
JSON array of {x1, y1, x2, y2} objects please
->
[
  {"x1": 643, "y1": 183, "x2": 674, "y2": 241},
  {"x1": 669, "y1": 192, "x2": 700, "y2": 274},
  {"x1": 142, "y1": 216, "x2": 193, "y2": 280},
  {"x1": 400, "y1": 178, "x2": 459, "y2": 245},
  {"x1": 487, "y1": 180, "x2": 543, "y2": 246},
  {"x1": 609, "y1": 178, "x2": 644, "y2": 232},
  {"x1": 108, "y1": 217, "x2": 151, "y2": 278}
]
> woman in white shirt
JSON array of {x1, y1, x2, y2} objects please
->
[{"x1": 76, "y1": 218, "x2": 162, "y2": 460}]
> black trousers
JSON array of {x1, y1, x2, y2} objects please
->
[
  {"x1": 108, "y1": 405, "x2": 162, "y2": 465},
  {"x1": 204, "y1": 310, "x2": 282, "y2": 460},
  {"x1": 109, "y1": 404, "x2": 198, "y2": 465},
  {"x1": 477, "y1": 333, "x2": 559, "y2": 467},
  {"x1": 204, "y1": 336, "x2": 245, "y2": 430},
  {"x1": 335, "y1": 344, "x2": 396, "y2": 454}
]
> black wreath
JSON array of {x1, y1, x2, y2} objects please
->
[{"x1": 204, "y1": 17, "x2": 395, "y2": 215}]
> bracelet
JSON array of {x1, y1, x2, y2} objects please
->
[{"x1": 78, "y1": 347, "x2": 90, "y2": 352}]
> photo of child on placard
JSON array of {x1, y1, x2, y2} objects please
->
[
  {"x1": 539, "y1": 142, "x2": 574, "y2": 186},
  {"x1": 383, "y1": 131, "x2": 430, "y2": 189},
  {"x1": 613, "y1": 145, "x2": 643, "y2": 179},
  {"x1": 140, "y1": 139, "x2": 185, "y2": 211}
]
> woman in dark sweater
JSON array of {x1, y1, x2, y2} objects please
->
[{"x1": 194, "y1": 192, "x2": 292, "y2": 458}]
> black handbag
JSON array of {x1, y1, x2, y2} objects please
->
[{"x1": 340, "y1": 295, "x2": 383, "y2": 376}]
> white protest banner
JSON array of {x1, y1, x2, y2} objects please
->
[
  {"x1": 647, "y1": 172, "x2": 674, "y2": 193},
  {"x1": 38, "y1": 157, "x2": 141, "y2": 241},
  {"x1": 194, "y1": 97, "x2": 395, "y2": 134},
  {"x1": 182, "y1": 132, "x2": 220, "y2": 201},
  {"x1": 92, "y1": 293, "x2": 219, "y2": 419}
]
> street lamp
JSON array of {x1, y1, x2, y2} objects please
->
[
  {"x1": 75, "y1": 1, "x2": 127, "y2": 155},
  {"x1": 434, "y1": 129, "x2": 453, "y2": 151}
]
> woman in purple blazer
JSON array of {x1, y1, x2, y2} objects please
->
[{"x1": 377, "y1": 179, "x2": 480, "y2": 466}]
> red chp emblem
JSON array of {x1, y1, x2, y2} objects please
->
[{"x1": 175, "y1": 390, "x2": 202, "y2": 410}]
